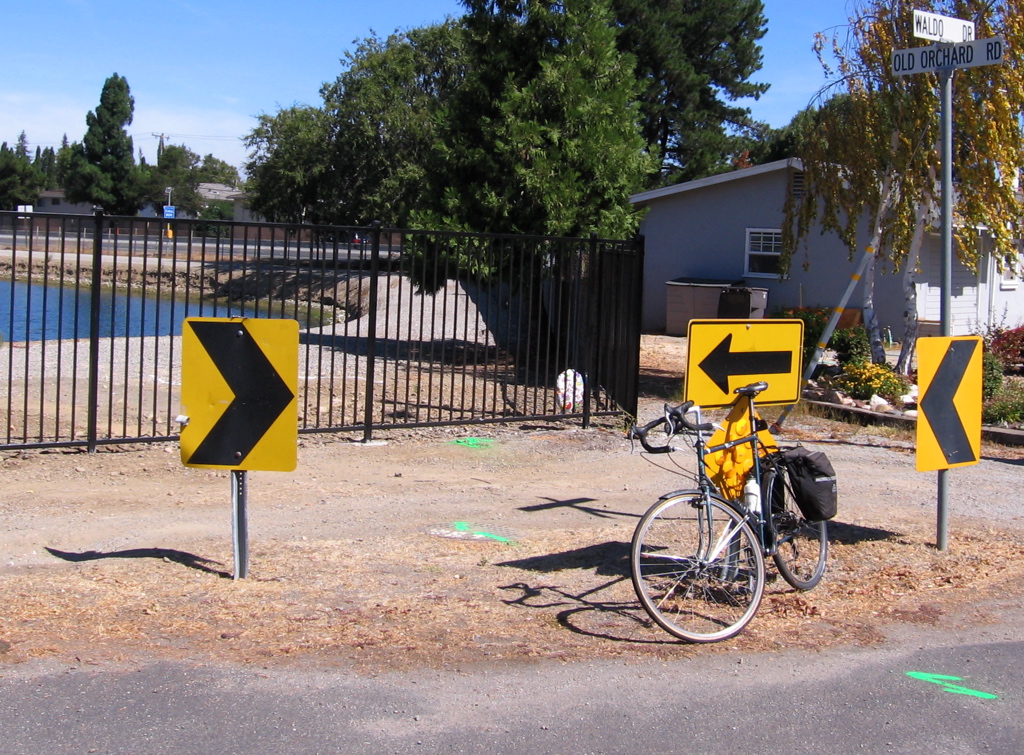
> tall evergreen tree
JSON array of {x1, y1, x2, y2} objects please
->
[
  {"x1": 611, "y1": 0, "x2": 768, "y2": 184},
  {"x1": 0, "y1": 141, "x2": 41, "y2": 210},
  {"x1": 64, "y1": 74, "x2": 145, "y2": 215},
  {"x1": 418, "y1": 0, "x2": 652, "y2": 237}
]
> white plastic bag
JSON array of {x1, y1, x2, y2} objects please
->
[{"x1": 556, "y1": 369, "x2": 585, "y2": 412}]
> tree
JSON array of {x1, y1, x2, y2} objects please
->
[
  {"x1": 417, "y1": 0, "x2": 653, "y2": 238},
  {"x1": 0, "y1": 141, "x2": 41, "y2": 210},
  {"x1": 611, "y1": 0, "x2": 769, "y2": 184},
  {"x1": 319, "y1": 21, "x2": 467, "y2": 226},
  {"x1": 783, "y1": 0, "x2": 1024, "y2": 371},
  {"x1": 195, "y1": 154, "x2": 240, "y2": 188},
  {"x1": 64, "y1": 73, "x2": 146, "y2": 215},
  {"x1": 33, "y1": 146, "x2": 59, "y2": 190},
  {"x1": 143, "y1": 144, "x2": 203, "y2": 216},
  {"x1": 244, "y1": 105, "x2": 332, "y2": 223}
]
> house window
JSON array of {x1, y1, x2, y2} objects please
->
[
  {"x1": 1000, "y1": 252, "x2": 1020, "y2": 290},
  {"x1": 746, "y1": 229, "x2": 783, "y2": 277}
]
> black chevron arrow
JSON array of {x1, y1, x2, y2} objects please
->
[
  {"x1": 698, "y1": 333, "x2": 792, "y2": 395},
  {"x1": 187, "y1": 321, "x2": 294, "y2": 466},
  {"x1": 919, "y1": 339, "x2": 978, "y2": 465}
]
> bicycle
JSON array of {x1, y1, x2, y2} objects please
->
[{"x1": 627, "y1": 381, "x2": 829, "y2": 643}]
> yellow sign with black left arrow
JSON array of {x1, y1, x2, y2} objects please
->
[
  {"x1": 180, "y1": 317, "x2": 298, "y2": 471},
  {"x1": 916, "y1": 336, "x2": 982, "y2": 472},
  {"x1": 685, "y1": 319, "x2": 804, "y2": 408}
]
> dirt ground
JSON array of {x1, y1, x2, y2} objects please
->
[{"x1": 2, "y1": 334, "x2": 1023, "y2": 672}]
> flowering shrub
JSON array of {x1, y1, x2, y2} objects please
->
[
  {"x1": 983, "y1": 349, "x2": 1005, "y2": 400},
  {"x1": 830, "y1": 327, "x2": 871, "y2": 367},
  {"x1": 983, "y1": 377, "x2": 1024, "y2": 426},
  {"x1": 991, "y1": 326, "x2": 1024, "y2": 371},
  {"x1": 832, "y1": 362, "x2": 911, "y2": 403}
]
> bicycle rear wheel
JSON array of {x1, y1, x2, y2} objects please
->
[
  {"x1": 765, "y1": 468, "x2": 828, "y2": 591},
  {"x1": 631, "y1": 491, "x2": 765, "y2": 643}
]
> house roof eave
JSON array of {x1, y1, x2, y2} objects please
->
[{"x1": 630, "y1": 158, "x2": 804, "y2": 206}]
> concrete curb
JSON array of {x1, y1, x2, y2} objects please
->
[{"x1": 801, "y1": 399, "x2": 1024, "y2": 448}]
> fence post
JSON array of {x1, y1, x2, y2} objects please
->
[
  {"x1": 86, "y1": 208, "x2": 104, "y2": 453},
  {"x1": 582, "y1": 233, "x2": 599, "y2": 429},
  {"x1": 362, "y1": 221, "x2": 382, "y2": 442}
]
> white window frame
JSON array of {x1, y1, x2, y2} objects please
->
[
  {"x1": 745, "y1": 228, "x2": 783, "y2": 278},
  {"x1": 1000, "y1": 250, "x2": 1021, "y2": 291}
]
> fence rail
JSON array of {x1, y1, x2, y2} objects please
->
[{"x1": 0, "y1": 210, "x2": 642, "y2": 451}]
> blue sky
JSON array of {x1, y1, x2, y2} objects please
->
[{"x1": 1, "y1": 0, "x2": 853, "y2": 173}]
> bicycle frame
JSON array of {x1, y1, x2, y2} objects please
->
[{"x1": 685, "y1": 400, "x2": 779, "y2": 557}]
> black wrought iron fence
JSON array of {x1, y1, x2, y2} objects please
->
[{"x1": 0, "y1": 210, "x2": 642, "y2": 451}]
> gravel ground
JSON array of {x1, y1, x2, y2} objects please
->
[{"x1": 1, "y1": 335, "x2": 1022, "y2": 672}]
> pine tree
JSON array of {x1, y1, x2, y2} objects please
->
[
  {"x1": 419, "y1": 0, "x2": 652, "y2": 238},
  {"x1": 64, "y1": 74, "x2": 145, "y2": 215},
  {"x1": 0, "y1": 142, "x2": 41, "y2": 210}
]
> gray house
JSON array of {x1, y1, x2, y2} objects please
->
[{"x1": 630, "y1": 158, "x2": 1024, "y2": 338}]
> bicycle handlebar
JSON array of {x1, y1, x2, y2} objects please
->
[{"x1": 628, "y1": 401, "x2": 715, "y2": 454}]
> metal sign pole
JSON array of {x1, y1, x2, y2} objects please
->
[
  {"x1": 937, "y1": 66, "x2": 954, "y2": 552},
  {"x1": 232, "y1": 470, "x2": 249, "y2": 579}
]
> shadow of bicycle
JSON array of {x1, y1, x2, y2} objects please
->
[{"x1": 497, "y1": 541, "x2": 677, "y2": 645}]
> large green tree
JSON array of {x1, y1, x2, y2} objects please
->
[
  {"x1": 320, "y1": 21, "x2": 467, "y2": 226},
  {"x1": 64, "y1": 74, "x2": 146, "y2": 216},
  {"x1": 418, "y1": 0, "x2": 653, "y2": 238},
  {"x1": 611, "y1": 0, "x2": 769, "y2": 184},
  {"x1": 244, "y1": 105, "x2": 332, "y2": 223}
]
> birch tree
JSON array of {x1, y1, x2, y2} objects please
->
[{"x1": 784, "y1": 0, "x2": 1024, "y2": 372}]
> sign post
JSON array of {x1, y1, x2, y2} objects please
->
[
  {"x1": 180, "y1": 317, "x2": 298, "y2": 578},
  {"x1": 892, "y1": 14, "x2": 1002, "y2": 550}
]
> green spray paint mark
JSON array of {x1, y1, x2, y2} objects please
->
[
  {"x1": 451, "y1": 438, "x2": 494, "y2": 448},
  {"x1": 452, "y1": 521, "x2": 512, "y2": 543},
  {"x1": 906, "y1": 672, "x2": 999, "y2": 700}
]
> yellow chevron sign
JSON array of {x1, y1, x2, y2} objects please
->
[
  {"x1": 180, "y1": 318, "x2": 298, "y2": 471},
  {"x1": 916, "y1": 336, "x2": 982, "y2": 472}
]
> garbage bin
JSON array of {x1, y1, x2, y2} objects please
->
[
  {"x1": 717, "y1": 287, "x2": 769, "y2": 319},
  {"x1": 665, "y1": 278, "x2": 737, "y2": 336}
]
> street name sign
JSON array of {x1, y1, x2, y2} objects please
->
[
  {"x1": 181, "y1": 317, "x2": 298, "y2": 471},
  {"x1": 893, "y1": 36, "x2": 1005, "y2": 76},
  {"x1": 685, "y1": 319, "x2": 803, "y2": 408},
  {"x1": 916, "y1": 336, "x2": 982, "y2": 472},
  {"x1": 913, "y1": 9, "x2": 975, "y2": 43}
]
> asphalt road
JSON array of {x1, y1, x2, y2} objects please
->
[{"x1": 1, "y1": 609, "x2": 1020, "y2": 755}]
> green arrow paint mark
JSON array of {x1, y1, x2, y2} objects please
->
[
  {"x1": 907, "y1": 672, "x2": 999, "y2": 699},
  {"x1": 452, "y1": 521, "x2": 511, "y2": 543},
  {"x1": 451, "y1": 438, "x2": 494, "y2": 448}
]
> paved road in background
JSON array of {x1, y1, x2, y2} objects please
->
[{"x1": 2, "y1": 614, "x2": 1020, "y2": 754}]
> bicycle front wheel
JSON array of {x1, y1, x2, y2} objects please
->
[
  {"x1": 765, "y1": 469, "x2": 828, "y2": 591},
  {"x1": 631, "y1": 491, "x2": 765, "y2": 643}
]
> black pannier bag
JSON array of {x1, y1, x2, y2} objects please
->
[{"x1": 781, "y1": 446, "x2": 838, "y2": 522}]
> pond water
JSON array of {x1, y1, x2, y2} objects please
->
[{"x1": 0, "y1": 280, "x2": 260, "y2": 342}]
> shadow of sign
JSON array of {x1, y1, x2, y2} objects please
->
[
  {"x1": 45, "y1": 547, "x2": 230, "y2": 578},
  {"x1": 827, "y1": 521, "x2": 904, "y2": 546},
  {"x1": 518, "y1": 496, "x2": 640, "y2": 520}
]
